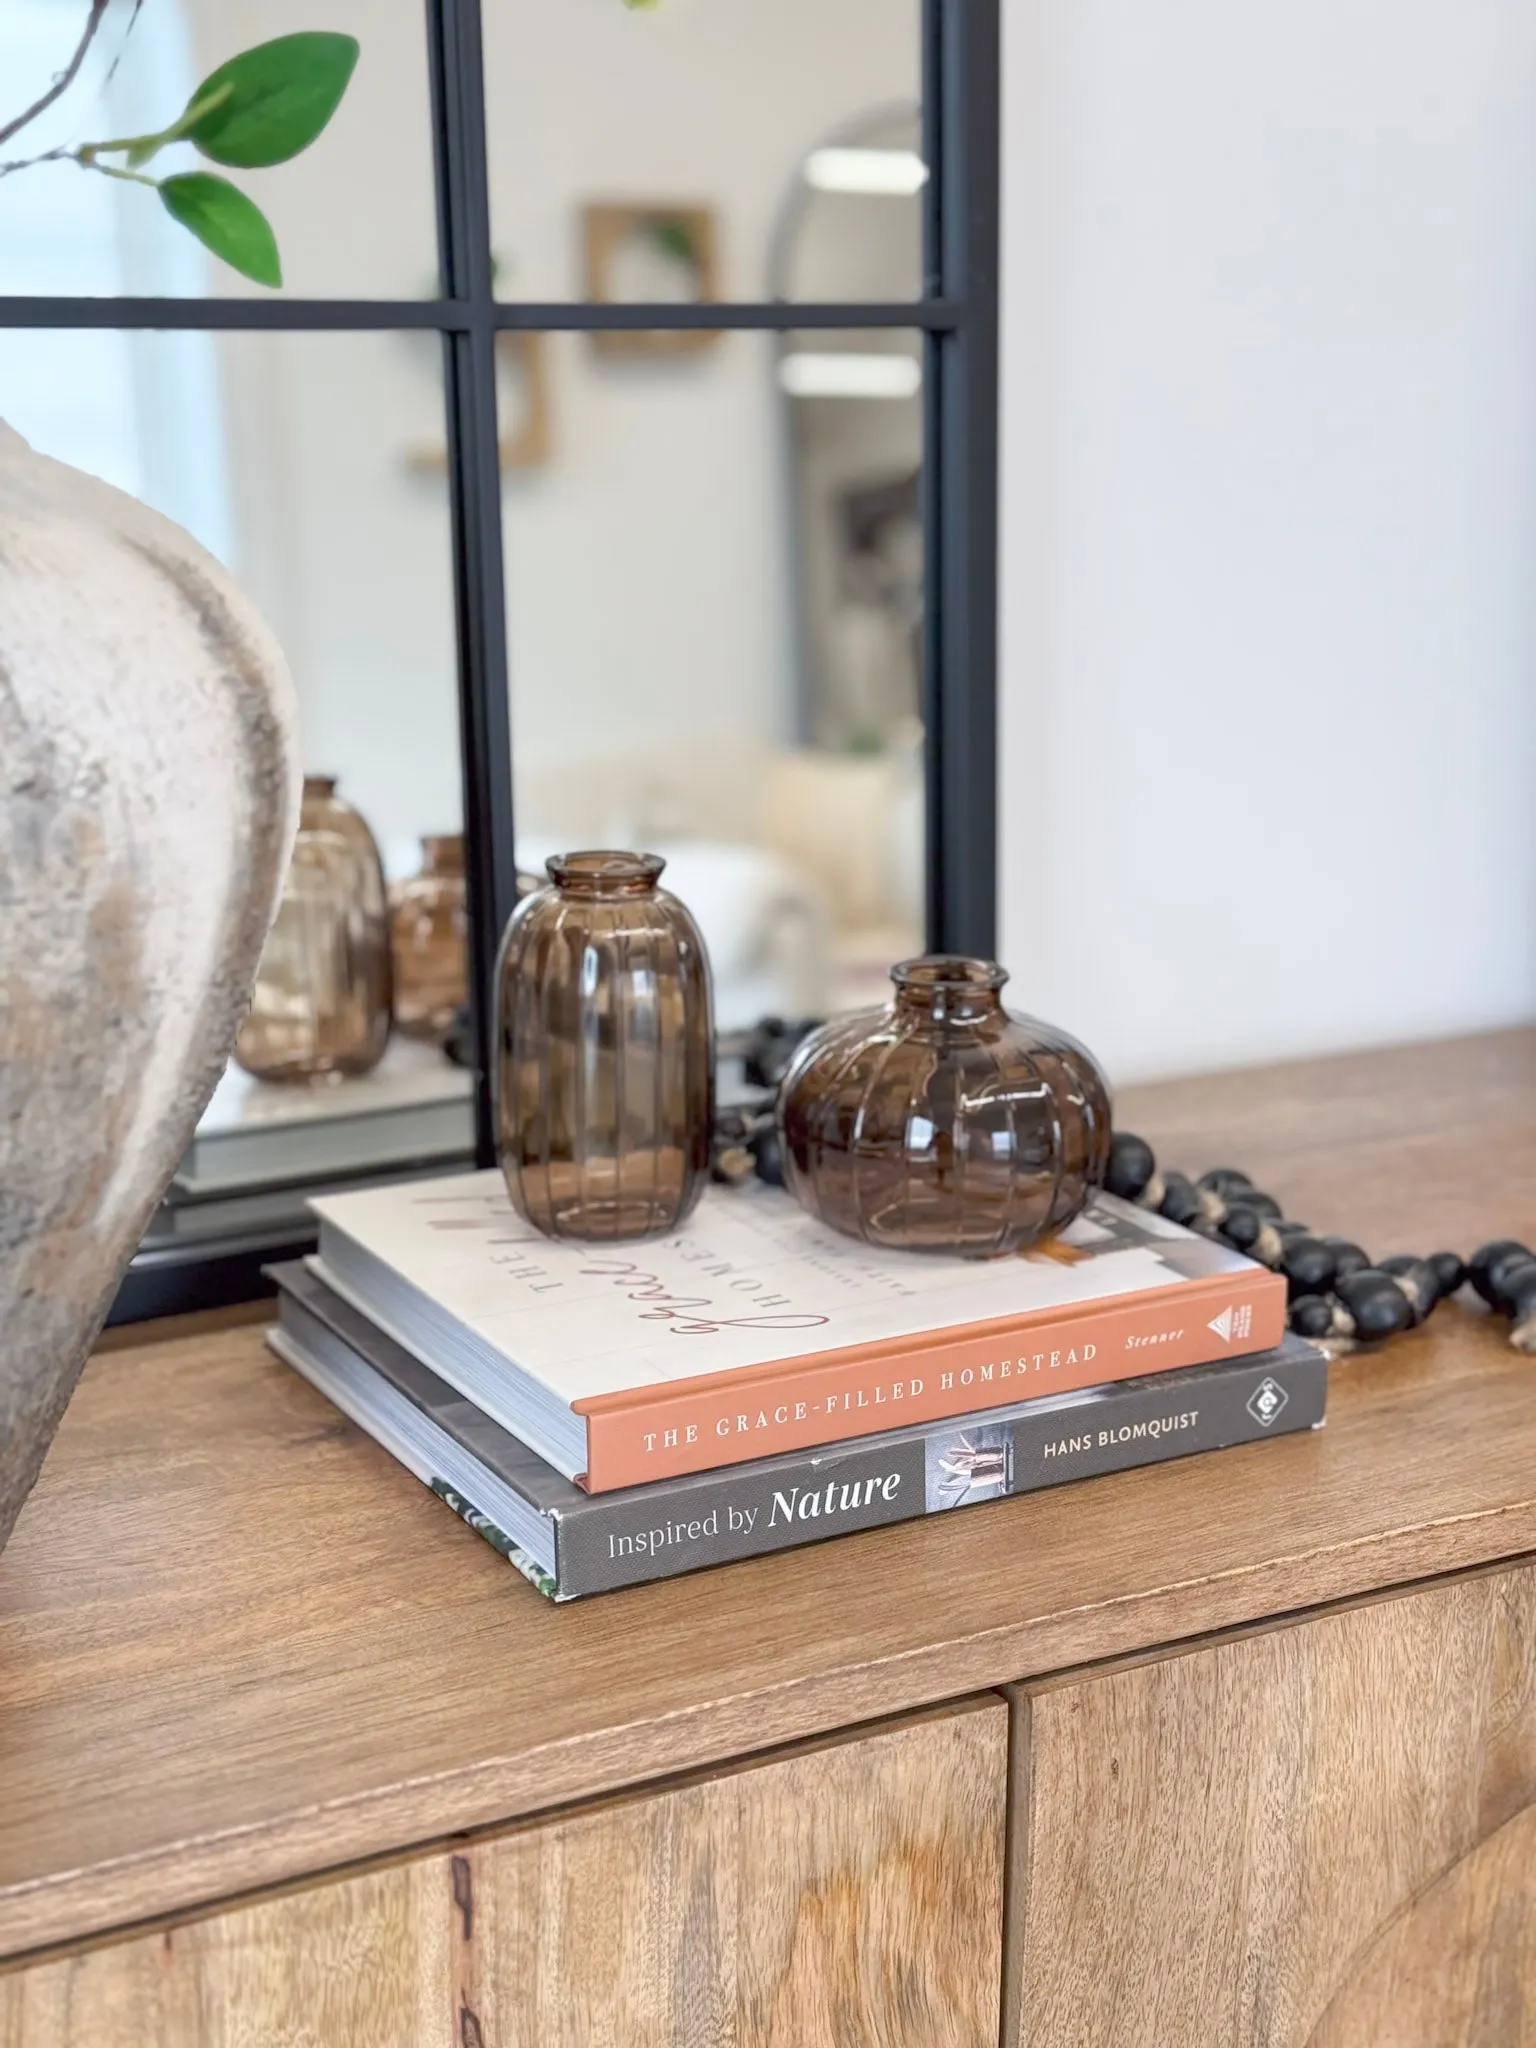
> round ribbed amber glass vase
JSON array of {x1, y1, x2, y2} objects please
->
[
  {"x1": 495, "y1": 852, "x2": 714, "y2": 1241},
  {"x1": 391, "y1": 833, "x2": 468, "y2": 1041},
  {"x1": 778, "y1": 956, "x2": 1111, "y2": 1257},
  {"x1": 235, "y1": 776, "x2": 392, "y2": 1081}
]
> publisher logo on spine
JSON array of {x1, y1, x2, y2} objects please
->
[
  {"x1": 1207, "y1": 1304, "x2": 1254, "y2": 1344},
  {"x1": 1246, "y1": 1377, "x2": 1288, "y2": 1428}
]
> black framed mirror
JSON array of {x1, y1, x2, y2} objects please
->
[{"x1": 0, "y1": 0, "x2": 998, "y2": 1323}]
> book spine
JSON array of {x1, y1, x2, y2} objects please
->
[
  {"x1": 577, "y1": 1268, "x2": 1288, "y2": 1490},
  {"x1": 555, "y1": 1345, "x2": 1326, "y2": 1596}
]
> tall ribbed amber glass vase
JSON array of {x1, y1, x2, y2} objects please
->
[
  {"x1": 495, "y1": 852, "x2": 714, "y2": 1241},
  {"x1": 778, "y1": 956, "x2": 1111, "y2": 1257},
  {"x1": 234, "y1": 775, "x2": 392, "y2": 1081}
]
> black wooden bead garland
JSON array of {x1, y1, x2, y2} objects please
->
[
  {"x1": 710, "y1": 1102, "x2": 784, "y2": 1190},
  {"x1": 1108, "y1": 1130, "x2": 1535, "y2": 1357},
  {"x1": 710, "y1": 1016, "x2": 820, "y2": 1190}
]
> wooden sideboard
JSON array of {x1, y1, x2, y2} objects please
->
[{"x1": 2, "y1": 1028, "x2": 1534, "y2": 2044}]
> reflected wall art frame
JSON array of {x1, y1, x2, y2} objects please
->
[{"x1": 0, "y1": 0, "x2": 1000, "y2": 1322}]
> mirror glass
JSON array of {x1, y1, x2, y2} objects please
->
[
  {"x1": 501, "y1": 326, "x2": 927, "y2": 1030},
  {"x1": 771, "y1": 106, "x2": 925, "y2": 304},
  {"x1": 485, "y1": 0, "x2": 924, "y2": 303},
  {"x1": 0, "y1": 0, "x2": 437, "y2": 300},
  {"x1": 1, "y1": 0, "x2": 939, "y2": 1302},
  {"x1": 0, "y1": 324, "x2": 476, "y2": 1257}
]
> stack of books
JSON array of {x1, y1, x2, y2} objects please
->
[{"x1": 267, "y1": 1173, "x2": 1327, "y2": 1600}]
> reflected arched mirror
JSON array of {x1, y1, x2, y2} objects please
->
[
  {"x1": 772, "y1": 106, "x2": 926, "y2": 946},
  {"x1": 772, "y1": 103, "x2": 925, "y2": 304}
]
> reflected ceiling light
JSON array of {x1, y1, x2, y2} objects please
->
[
  {"x1": 803, "y1": 148, "x2": 929, "y2": 197},
  {"x1": 778, "y1": 352, "x2": 922, "y2": 400}
]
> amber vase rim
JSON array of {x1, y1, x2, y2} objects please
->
[
  {"x1": 547, "y1": 850, "x2": 666, "y2": 897},
  {"x1": 421, "y1": 832, "x2": 464, "y2": 871},
  {"x1": 302, "y1": 773, "x2": 339, "y2": 799},
  {"x1": 891, "y1": 955, "x2": 1009, "y2": 996}
]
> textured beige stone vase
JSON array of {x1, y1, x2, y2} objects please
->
[{"x1": 0, "y1": 421, "x2": 301, "y2": 1553}]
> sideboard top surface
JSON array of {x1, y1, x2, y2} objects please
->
[{"x1": 2, "y1": 1027, "x2": 1534, "y2": 1959}]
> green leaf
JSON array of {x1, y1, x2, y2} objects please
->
[
  {"x1": 648, "y1": 217, "x2": 697, "y2": 265},
  {"x1": 159, "y1": 173, "x2": 282, "y2": 288},
  {"x1": 183, "y1": 33, "x2": 359, "y2": 170}
]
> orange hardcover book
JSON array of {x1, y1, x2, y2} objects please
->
[{"x1": 310, "y1": 1173, "x2": 1287, "y2": 1491}]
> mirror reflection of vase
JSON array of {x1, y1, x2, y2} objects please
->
[
  {"x1": 235, "y1": 776, "x2": 392, "y2": 1083},
  {"x1": 391, "y1": 833, "x2": 468, "y2": 1043}
]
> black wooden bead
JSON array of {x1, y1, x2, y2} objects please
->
[
  {"x1": 1231, "y1": 1189, "x2": 1282, "y2": 1221},
  {"x1": 1219, "y1": 1204, "x2": 1266, "y2": 1253},
  {"x1": 750, "y1": 1125, "x2": 785, "y2": 1187},
  {"x1": 1197, "y1": 1167, "x2": 1253, "y2": 1195},
  {"x1": 740, "y1": 1016, "x2": 787, "y2": 1089},
  {"x1": 1334, "y1": 1269, "x2": 1414, "y2": 1340},
  {"x1": 1489, "y1": 1254, "x2": 1536, "y2": 1316},
  {"x1": 1281, "y1": 1236, "x2": 1337, "y2": 1301},
  {"x1": 1220, "y1": 1196, "x2": 1294, "y2": 1261},
  {"x1": 1158, "y1": 1170, "x2": 1204, "y2": 1228},
  {"x1": 1486, "y1": 1252, "x2": 1536, "y2": 1314},
  {"x1": 1322, "y1": 1238, "x2": 1371, "y2": 1282},
  {"x1": 1106, "y1": 1132, "x2": 1157, "y2": 1202},
  {"x1": 1469, "y1": 1240, "x2": 1534, "y2": 1307},
  {"x1": 1289, "y1": 1295, "x2": 1336, "y2": 1339},
  {"x1": 1506, "y1": 1268, "x2": 1536, "y2": 1353},
  {"x1": 1377, "y1": 1254, "x2": 1438, "y2": 1324},
  {"x1": 1427, "y1": 1251, "x2": 1467, "y2": 1302},
  {"x1": 742, "y1": 1016, "x2": 820, "y2": 1090},
  {"x1": 441, "y1": 1002, "x2": 477, "y2": 1069}
]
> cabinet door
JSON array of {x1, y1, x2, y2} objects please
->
[
  {"x1": 1, "y1": 1696, "x2": 1006, "y2": 2048},
  {"x1": 1007, "y1": 1563, "x2": 1536, "y2": 2048}
]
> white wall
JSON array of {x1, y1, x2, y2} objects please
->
[{"x1": 1000, "y1": 0, "x2": 1536, "y2": 1081}]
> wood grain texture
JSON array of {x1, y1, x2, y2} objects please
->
[
  {"x1": 92, "y1": 1298, "x2": 273, "y2": 1354},
  {"x1": 1008, "y1": 1563, "x2": 1536, "y2": 2047},
  {"x1": 1309, "y1": 1803, "x2": 1536, "y2": 2048},
  {"x1": 0, "y1": 1700, "x2": 1006, "y2": 2048},
  {"x1": 1117, "y1": 1024, "x2": 1536, "y2": 1258},
  {"x1": 2, "y1": 1027, "x2": 1534, "y2": 1958}
]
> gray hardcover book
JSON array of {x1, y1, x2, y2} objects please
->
[{"x1": 267, "y1": 1261, "x2": 1327, "y2": 1600}]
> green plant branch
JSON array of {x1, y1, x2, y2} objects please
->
[
  {"x1": 76, "y1": 83, "x2": 234, "y2": 170},
  {"x1": 0, "y1": 3, "x2": 656, "y2": 286},
  {"x1": 0, "y1": 145, "x2": 73, "y2": 183},
  {"x1": 0, "y1": 28, "x2": 361, "y2": 288},
  {"x1": 0, "y1": 0, "x2": 111, "y2": 148},
  {"x1": 0, "y1": 143, "x2": 174, "y2": 189},
  {"x1": 81, "y1": 157, "x2": 158, "y2": 188}
]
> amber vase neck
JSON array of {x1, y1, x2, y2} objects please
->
[
  {"x1": 892, "y1": 955, "x2": 1008, "y2": 1025},
  {"x1": 421, "y1": 833, "x2": 464, "y2": 876},
  {"x1": 547, "y1": 851, "x2": 665, "y2": 901}
]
